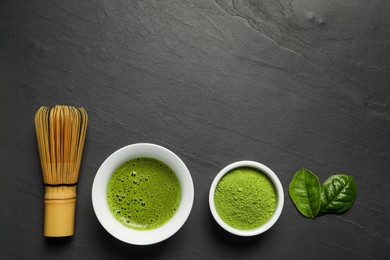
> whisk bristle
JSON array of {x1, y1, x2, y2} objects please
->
[{"x1": 35, "y1": 105, "x2": 88, "y2": 185}]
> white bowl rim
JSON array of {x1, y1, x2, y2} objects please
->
[
  {"x1": 209, "y1": 160, "x2": 284, "y2": 236},
  {"x1": 92, "y1": 143, "x2": 194, "y2": 245}
]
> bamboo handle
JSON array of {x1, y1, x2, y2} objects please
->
[{"x1": 44, "y1": 186, "x2": 77, "y2": 237}]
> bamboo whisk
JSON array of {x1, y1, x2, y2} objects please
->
[{"x1": 35, "y1": 105, "x2": 88, "y2": 237}]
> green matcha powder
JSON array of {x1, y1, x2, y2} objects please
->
[{"x1": 214, "y1": 167, "x2": 277, "y2": 230}]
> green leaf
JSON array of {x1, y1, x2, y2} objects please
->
[
  {"x1": 289, "y1": 169, "x2": 322, "y2": 218},
  {"x1": 319, "y1": 174, "x2": 356, "y2": 215}
]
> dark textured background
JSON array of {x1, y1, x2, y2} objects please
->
[{"x1": 1, "y1": 0, "x2": 390, "y2": 259}]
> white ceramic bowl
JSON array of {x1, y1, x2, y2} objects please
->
[
  {"x1": 209, "y1": 161, "x2": 284, "y2": 236},
  {"x1": 92, "y1": 143, "x2": 194, "y2": 245}
]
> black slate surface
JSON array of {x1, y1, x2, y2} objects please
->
[{"x1": 1, "y1": 0, "x2": 390, "y2": 259}]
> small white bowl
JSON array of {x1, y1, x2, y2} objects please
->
[
  {"x1": 209, "y1": 161, "x2": 284, "y2": 236},
  {"x1": 92, "y1": 143, "x2": 194, "y2": 245}
]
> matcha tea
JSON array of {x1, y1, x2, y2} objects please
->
[
  {"x1": 214, "y1": 167, "x2": 276, "y2": 230},
  {"x1": 107, "y1": 157, "x2": 181, "y2": 230}
]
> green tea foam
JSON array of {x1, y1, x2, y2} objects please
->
[{"x1": 107, "y1": 157, "x2": 181, "y2": 230}]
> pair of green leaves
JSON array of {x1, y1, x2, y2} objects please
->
[{"x1": 289, "y1": 169, "x2": 356, "y2": 218}]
